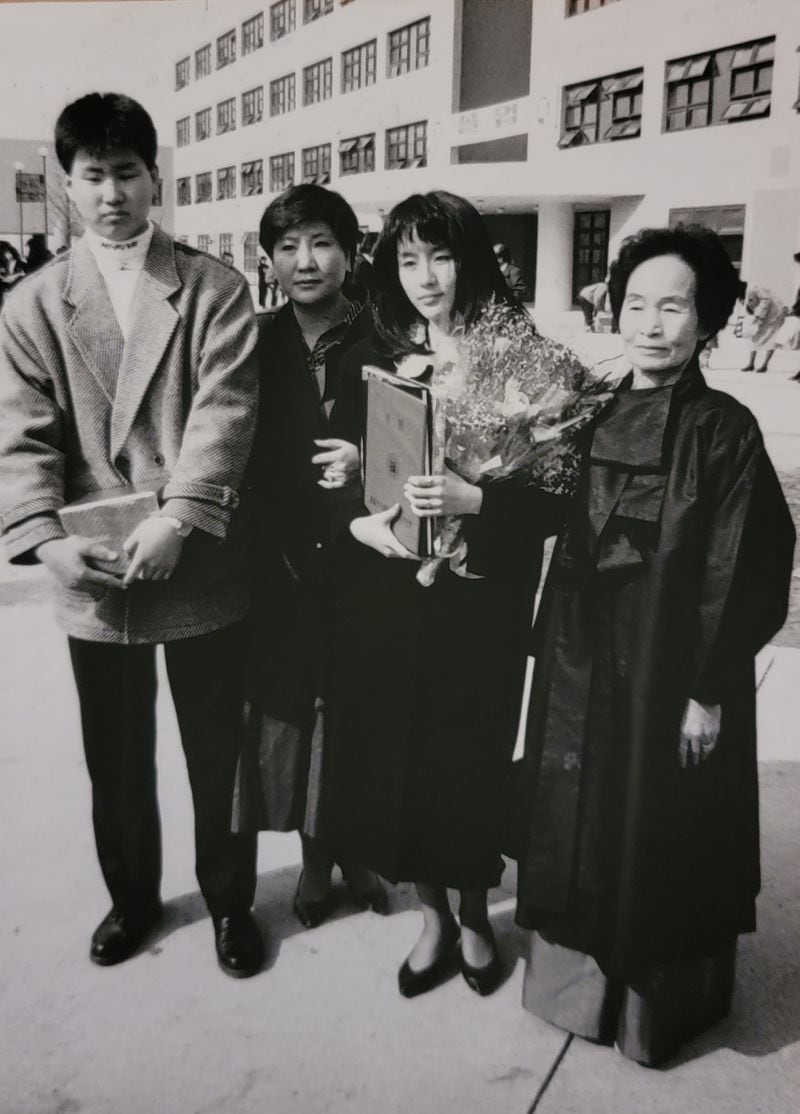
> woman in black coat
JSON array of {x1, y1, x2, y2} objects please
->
[
  {"x1": 234, "y1": 185, "x2": 386, "y2": 926},
  {"x1": 323, "y1": 192, "x2": 564, "y2": 998},
  {"x1": 515, "y1": 225, "x2": 795, "y2": 1066}
]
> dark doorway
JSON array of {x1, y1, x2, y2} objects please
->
[
  {"x1": 572, "y1": 209, "x2": 610, "y2": 302},
  {"x1": 482, "y1": 212, "x2": 538, "y2": 302}
]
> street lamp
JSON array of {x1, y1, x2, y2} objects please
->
[
  {"x1": 37, "y1": 146, "x2": 49, "y2": 247},
  {"x1": 13, "y1": 161, "x2": 25, "y2": 255}
]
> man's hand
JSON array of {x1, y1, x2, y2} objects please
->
[
  {"x1": 122, "y1": 517, "x2": 184, "y2": 587},
  {"x1": 349, "y1": 504, "x2": 419, "y2": 560},
  {"x1": 36, "y1": 536, "x2": 125, "y2": 591},
  {"x1": 313, "y1": 438, "x2": 360, "y2": 489},
  {"x1": 679, "y1": 699, "x2": 722, "y2": 768}
]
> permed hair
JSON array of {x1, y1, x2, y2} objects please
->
[
  {"x1": 55, "y1": 93, "x2": 158, "y2": 173},
  {"x1": 259, "y1": 184, "x2": 360, "y2": 262},
  {"x1": 372, "y1": 191, "x2": 517, "y2": 356},
  {"x1": 608, "y1": 224, "x2": 740, "y2": 338}
]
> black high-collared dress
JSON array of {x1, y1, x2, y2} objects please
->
[
  {"x1": 233, "y1": 301, "x2": 372, "y2": 833},
  {"x1": 319, "y1": 337, "x2": 565, "y2": 890}
]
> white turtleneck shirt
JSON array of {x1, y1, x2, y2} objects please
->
[{"x1": 84, "y1": 222, "x2": 155, "y2": 342}]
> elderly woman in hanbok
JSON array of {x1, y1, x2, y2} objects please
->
[{"x1": 515, "y1": 225, "x2": 795, "y2": 1066}]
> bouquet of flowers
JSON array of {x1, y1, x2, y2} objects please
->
[{"x1": 395, "y1": 299, "x2": 617, "y2": 586}]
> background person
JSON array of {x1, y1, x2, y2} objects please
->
[
  {"x1": 234, "y1": 184, "x2": 386, "y2": 927},
  {"x1": 492, "y1": 241, "x2": 527, "y2": 301},
  {"x1": 740, "y1": 283, "x2": 786, "y2": 372},
  {"x1": 515, "y1": 225, "x2": 795, "y2": 1067},
  {"x1": 323, "y1": 191, "x2": 564, "y2": 1000},
  {"x1": 0, "y1": 241, "x2": 26, "y2": 310}
]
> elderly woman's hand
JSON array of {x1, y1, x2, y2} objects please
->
[
  {"x1": 404, "y1": 469, "x2": 483, "y2": 518},
  {"x1": 679, "y1": 699, "x2": 721, "y2": 768},
  {"x1": 313, "y1": 438, "x2": 360, "y2": 489},
  {"x1": 349, "y1": 505, "x2": 419, "y2": 560}
]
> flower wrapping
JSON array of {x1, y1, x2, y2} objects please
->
[{"x1": 396, "y1": 300, "x2": 616, "y2": 586}]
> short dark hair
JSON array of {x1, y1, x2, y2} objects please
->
[
  {"x1": 0, "y1": 240, "x2": 23, "y2": 267},
  {"x1": 493, "y1": 243, "x2": 510, "y2": 264},
  {"x1": 372, "y1": 191, "x2": 516, "y2": 356},
  {"x1": 259, "y1": 184, "x2": 360, "y2": 261},
  {"x1": 55, "y1": 93, "x2": 158, "y2": 173},
  {"x1": 608, "y1": 224, "x2": 740, "y2": 337}
]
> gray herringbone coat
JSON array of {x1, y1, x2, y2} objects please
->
[{"x1": 0, "y1": 227, "x2": 259, "y2": 643}]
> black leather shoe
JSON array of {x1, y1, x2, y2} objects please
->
[
  {"x1": 460, "y1": 938, "x2": 503, "y2": 997},
  {"x1": 398, "y1": 931, "x2": 460, "y2": 998},
  {"x1": 346, "y1": 877, "x2": 390, "y2": 915},
  {"x1": 90, "y1": 904, "x2": 162, "y2": 967},
  {"x1": 293, "y1": 874, "x2": 334, "y2": 929},
  {"x1": 212, "y1": 911, "x2": 263, "y2": 979}
]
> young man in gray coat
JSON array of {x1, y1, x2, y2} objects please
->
[{"x1": 0, "y1": 93, "x2": 263, "y2": 977}]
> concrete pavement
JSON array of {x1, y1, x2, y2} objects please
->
[{"x1": 1, "y1": 338, "x2": 798, "y2": 1114}]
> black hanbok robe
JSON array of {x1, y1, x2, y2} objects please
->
[
  {"x1": 321, "y1": 338, "x2": 564, "y2": 890},
  {"x1": 515, "y1": 361, "x2": 795, "y2": 977}
]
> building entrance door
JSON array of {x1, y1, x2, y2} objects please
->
[{"x1": 572, "y1": 209, "x2": 609, "y2": 303}]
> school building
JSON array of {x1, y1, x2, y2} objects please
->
[{"x1": 122, "y1": 0, "x2": 800, "y2": 314}]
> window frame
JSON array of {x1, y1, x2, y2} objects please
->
[
  {"x1": 176, "y1": 116, "x2": 191, "y2": 148},
  {"x1": 219, "y1": 233, "x2": 233, "y2": 259},
  {"x1": 342, "y1": 39, "x2": 377, "y2": 94},
  {"x1": 387, "y1": 17, "x2": 430, "y2": 78},
  {"x1": 304, "y1": 0, "x2": 334, "y2": 23},
  {"x1": 217, "y1": 165, "x2": 237, "y2": 201},
  {"x1": 385, "y1": 120, "x2": 428, "y2": 169},
  {"x1": 195, "y1": 44, "x2": 212, "y2": 79},
  {"x1": 270, "y1": 152, "x2": 296, "y2": 193},
  {"x1": 175, "y1": 57, "x2": 190, "y2": 90},
  {"x1": 216, "y1": 28, "x2": 237, "y2": 70},
  {"x1": 339, "y1": 133, "x2": 375, "y2": 176},
  {"x1": 270, "y1": 73, "x2": 296, "y2": 117},
  {"x1": 195, "y1": 107, "x2": 212, "y2": 142},
  {"x1": 301, "y1": 143, "x2": 332, "y2": 185},
  {"x1": 270, "y1": 0, "x2": 296, "y2": 41},
  {"x1": 195, "y1": 171, "x2": 212, "y2": 204},
  {"x1": 242, "y1": 12, "x2": 265, "y2": 55},
  {"x1": 242, "y1": 86, "x2": 264, "y2": 126},
  {"x1": 217, "y1": 97, "x2": 237, "y2": 135},
  {"x1": 241, "y1": 159, "x2": 264, "y2": 197},
  {"x1": 176, "y1": 176, "x2": 192, "y2": 206},
  {"x1": 303, "y1": 58, "x2": 334, "y2": 106}
]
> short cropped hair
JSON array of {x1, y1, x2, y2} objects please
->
[
  {"x1": 372, "y1": 191, "x2": 516, "y2": 355},
  {"x1": 55, "y1": 93, "x2": 158, "y2": 173},
  {"x1": 493, "y1": 243, "x2": 510, "y2": 264},
  {"x1": 259, "y1": 184, "x2": 360, "y2": 261},
  {"x1": 608, "y1": 225, "x2": 740, "y2": 337}
]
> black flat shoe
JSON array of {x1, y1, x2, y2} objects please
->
[
  {"x1": 346, "y1": 877, "x2": 390, "y2": 915},
  {"x1": 90, "y1": 903, "x2": 162, "y2": 967},
  {"x1": 460, "y1": 939, "x2": 503, "y2": 997},
  {"x1": 398, "y1": 931, "x2": 460, "y2": 998},
  {"x1": 212, "y1": 911, "x2": 263, "y2": 978},
  {"x1": 293, "y1": 875, "x2": 334, "y2": 929}
]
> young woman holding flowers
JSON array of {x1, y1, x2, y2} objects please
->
[
  {"x1": 322, "y1": 191, "x2": 565, "y2": 998},
  {"x1": 515, "y1": 226, "x2": 795, "y2": 1065}
]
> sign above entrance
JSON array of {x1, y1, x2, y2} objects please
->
[{"x1": 450, "y1": 97, "x2": 531, "y2": 148}]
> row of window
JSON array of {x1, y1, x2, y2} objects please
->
[
  {"x1": 176, "y1": 26, "x2": 427, "y2": 147},
  {"x1": 560, "y1": 36, "x2": 778, "y2": 147},
  {"x1": 176, "y1": 121, "x2": 428, "y2": 204},
  {"x1": 176, "y1": 12, "x2": 428, "y2": 91}
]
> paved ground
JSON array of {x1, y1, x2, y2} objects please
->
[{"x1": 0, "y1": 331, "x2": 798, "y2": 1114}]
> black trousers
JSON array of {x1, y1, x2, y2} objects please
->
[{"x1": 68, "y1": 622, "x2": 257, "y2": 920}]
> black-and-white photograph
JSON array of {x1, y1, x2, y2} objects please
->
[{"x1": 0, "y1": 1, "x2": 798, "y2": 1111}]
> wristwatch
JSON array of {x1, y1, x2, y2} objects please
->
[{"x1": 151, "y1": 513, "x2": 192, "y2": 538}]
